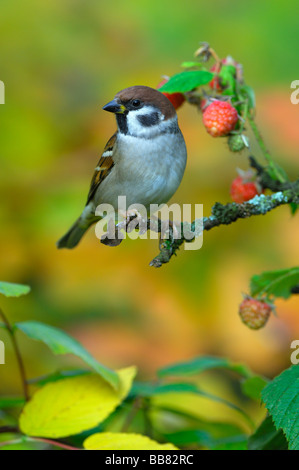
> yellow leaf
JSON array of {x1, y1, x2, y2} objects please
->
[
  {"x1": 19, "y1": 366, "x2": 136, "y2": 438},
  {"x1": 84, "y1": 432, "x2": 178, "y2": 450}
]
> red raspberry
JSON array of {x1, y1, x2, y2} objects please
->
[
  {"x1": 203, "y1": 100, "x2": 238, "y2": 137},
  {"x1": 230, "y1": 175, "x2": 262, "y2": 203},
  {"x1": 157, "y1": 78, "x2": 185, "y2": 110},
  {"x1": 239, "y1": 297, "x2": 272, "y2": 330}
]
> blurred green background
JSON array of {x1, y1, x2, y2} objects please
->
[{"x1": 1, "y1": 0, "x2": 299, "y2": 429}]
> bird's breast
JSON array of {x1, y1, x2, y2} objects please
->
[{"x1": 95, "y1": 132, "x2": 187, "y2": 211}]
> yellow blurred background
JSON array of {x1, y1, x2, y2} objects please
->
[{"x1": 0, "y1": 0, "x2": 298, "y2": 427}]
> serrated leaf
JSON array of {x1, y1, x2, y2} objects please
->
[
  {"x1": 15, "y1": 321, "x2": 119, "y2": 389},
  {"x1": 158, "y1": 356, "x2": 252, "y2": 378},
  {"x1": 158, "y1": 70, "x2": 213, "y2": 93},
  {"x1": 83, "y1": 432, "x2": 177, "y2": 450},
  {"x1": 19, "y1": 367, "x2": 136, "y2": 438},
  {"x1": 261, "y1": 365, "x2": 299, "y2": 450},
  {"x1": 0, "y1": 282, "x2": 31, "y2": 298},
  {"x1": 250, "y1": 267, "x2": 299, "y2": 299},
  {"x1": 248, "y1": 415, "x2": 288, "y2": 450},
  {"x1": 241, "y1": 376, "x2": 268, "y2": 400}
]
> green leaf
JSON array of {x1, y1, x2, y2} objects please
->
[
  {"x1": 218, "y1": 64, "x2": 237, "y2": 96},
  {"x1": 241, "y1": 376, "x2": 268, "y2": 401},
  {"x1": 163, "y1": 429, "x2": 211, "y2": 447},
  {"x1": 84, "y1": 432, "x2": 178, "y2": 450},
  {"x1": 0, "y1": 282, "x2": 30, "y2": 298},
  {"x1": 212, "y1": 438, "x2": 248, "y2": 450},
  {"x1": 19, "y1": 367, "x2": 136, "y2": 438},
  {"x1": 162, "y1": 419, "x2": 246, "y2": 448},
  {"x1": 290, "y1": 202, "x2": 298, "y2": 215},
  {"x1": 135, "y1": 379, "x2": 253, "y2": 428},
  {"x1": 248, "y1": 415, "x2": 288, "y2": 450},
  {"x1": 240, "y1": 84, "x2": 256, "y2": 110},
  {"x1": 15, "y1": 321, "x2": 119, "y2": 389},
  {"x1": 250, "y1": 267, "x2": 299, "y2": 299},
  {"x1": 181, "y1": 61, "x2": 201, "y2": 68},
  {"x1": 27, "y1": 369, "x2": 90, "y2": 386},
  {"x1": 0, "y1": 438, "x2": 46, "y2": 450},
  {"x1": 158, "y1": 70, "x2": 213, "y2": 93},
  {"x1": 261, "y1": 365, "x2": 299, "y2": 450},
  {"x1": 158, "y1": 356, "x2": 252, "y2": 379},
  {"x1": 0, "y1": 396, "x2": 25, "y2": 408},
  {"x1": 131, "y1": 381, "x2": 199, "y2": 397}
]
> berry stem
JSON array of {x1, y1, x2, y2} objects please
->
[{"x1": 248, "y1": 116, "x2": 285, "y2": 183}]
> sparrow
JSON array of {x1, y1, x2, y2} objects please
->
[{"x1": 57, "y1": 85, "x2": 187, "y2": 249}]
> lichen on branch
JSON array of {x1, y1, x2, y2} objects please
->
[{"x1": 149, "y1": 186, "x2": 299, "y2": 267}]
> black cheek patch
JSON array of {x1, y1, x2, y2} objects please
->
[{"x1": 137, "y1": 112, "x2": 160, "y2": 127}]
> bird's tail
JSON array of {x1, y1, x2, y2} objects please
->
[{"x1": 57, "y1": 218, "x2": 90, "y2": 249}]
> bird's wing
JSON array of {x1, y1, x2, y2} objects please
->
[{"x1": 86, "y1": 132, "x2": 117, "y2": 204}]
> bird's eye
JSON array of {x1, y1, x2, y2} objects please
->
[{"x1": 132, "y1": 99, "x2": 141, "y2": 108}]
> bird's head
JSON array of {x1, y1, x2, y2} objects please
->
[{"x1": 102, "y1": 86, "x2": 178, "y2": 138}]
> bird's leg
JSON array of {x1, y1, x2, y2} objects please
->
[
  {"x1": 159, "y1": 219, "x2": 180, "y2": 249},
  {"x1": 101, "y1": 217, "x2": 124, "y2": 247},
  {"x1": 118, "y1": 209, "x2": 147, "y2": 234}
]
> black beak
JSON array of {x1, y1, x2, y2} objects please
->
[{"x1": 102, "y1": 99, "x2": 126, "y2": 114}]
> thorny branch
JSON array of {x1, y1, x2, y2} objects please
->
[{"x1": 101, "y1": 156, "x2": 299, "y2": 268}]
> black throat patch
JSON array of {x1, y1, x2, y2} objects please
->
[{"x1": 116, "y1": 113, "x2": 128, "y2": 134}]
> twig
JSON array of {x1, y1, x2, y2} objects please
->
[
  {"x1": 27, "y1": 437, "x2": 81, "y2": 450},
  {"x1": 0, "y1": 436, "x2": 81, "y2": 450},
  {"x1": 100, "y1": 157, "x2": 299, "y2": 268},
  {"x1": 0, "y1": 309, "x2": 29, "y2": 401},
  {"x1": 149, "y1": 186, "x2": 299, "y2": 267},
  {"x1": 248, "y1": 156, "x2": 296, "y2": 191}
]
